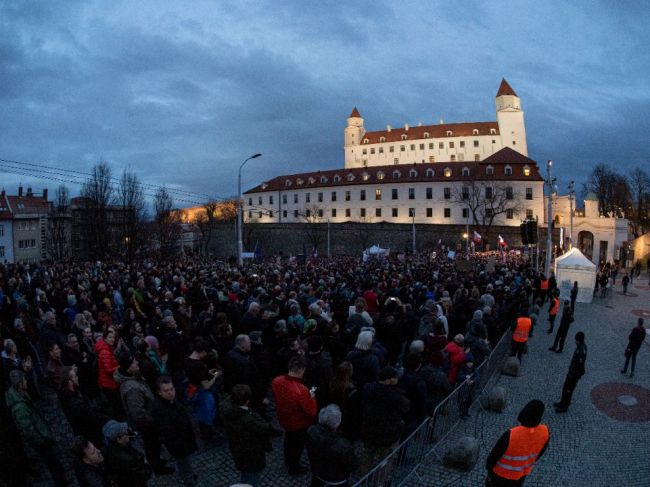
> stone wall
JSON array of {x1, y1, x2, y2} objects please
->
[{"x1": 207, "y1": 222, "x2": 556, "y2": 258}]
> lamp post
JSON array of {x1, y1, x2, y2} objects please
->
[
  {"x1": 568, "y1": 180, "x2": 575, "y2": 249},
  {"x1": 237, "y1": 153, "x2": 262, "y2": 267},
  {"x1": 465, "y1": 204, "x2": 470, "y2": 259},
  {"x1": 327, "y1": 219, "x2": 331, "y2": 258},
  {"x1": 411, "y1": 208, "x2": 416, "y2": 254},
  {"x1": 545, "y1": 160, "x2": 555, "y2": 274}
]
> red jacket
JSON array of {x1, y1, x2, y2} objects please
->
[
  {"x1": 95, "y1": 338, "x2": 119, "y2": 390},
  {"x1": 271, "y1": 375, "x2": 317, "y2": 432},
  {"x1": 444, "y1": 342, "x2": 466, "y2": 385},
  {"x1": 363, "y1": 290, "x2": 378, "y2": 313}
]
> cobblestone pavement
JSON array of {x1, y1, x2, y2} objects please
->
[{"x1": 414, "y1": 280, "x2": 650, "y2": 487}]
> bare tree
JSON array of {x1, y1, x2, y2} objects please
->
[
  {"x1": 154, "y1": 186, "x2": 181, "y2": 259},
  {"x1": 628, "y1": 167, "x2": 650, "y2": 235},
  {"x1": 301, "y1": 203, "x2": 325, "y2": 251},
  {"x1": 81, "y1": 160, "x2": 114, "y2": 258},
  {"x1": 585, "y1": 163, "x2": 632, "y2": 218},
  {"x1": 451, "y1": 181, "x2": 522, "y2": 245},
  {"x1": 49, "y1": 185, "x2": 70, "y2": 260},
  {"x1": 117, "y1": 169, "x2": 146, "y2": 260}
]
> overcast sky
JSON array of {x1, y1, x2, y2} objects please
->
[{"x1": 1, "y1": 0, "x2": 648, "y2": 207}]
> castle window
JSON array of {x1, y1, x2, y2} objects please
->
[
  {"x1": 392, "y1": 188, "x2": 398, "y2": 199},
  {"x1": 362, "y1": 172, "x2": 370, "y2": 181},
  {"x1": 426, "y1": 187, "x2": 433, "y2": 199},
  {"x1": 269, "y1": 195, "x2": 274, "y2": 204},
  {"x1": 345, "y1": 191, "x2": 351, "y2": 201},
  {"x1": 526, "y1": 188, "x2": 533, "y2": 200},
  {"x1": 446, "y1": 130, "x2": 452, "y2": 136},
  {"x1": 429, "y1": 156, "x2": 435, "y2": 163},
  {"x1": 379, "y1": 147, "x2": 384, "y2": 153},
  {"x1": 444, "y1": 167, "x2": 452, "y2": 177},
  {"x1": 462, "y1": 187, "x2": 469, "y2": 200},
  {"x1": 450, "y1": 155, "x2": 456, "y2": 162},
  {"x1": 248, "y1": 197, "x2": 252, "y2": 205},
  {"x1": 363, "y1": 138, "x2": 369, "y2": 144},
  {"x1": 458, "y1": 154, "x2": 464, "y2": 161},
  {"x1": 409, "y1": 169, "x2": 418, "y2": 178},
  {"x1": 526, "y1": 209, "x2": 534, "y2": 219},
  {"x1": 410, "y1": 144, "x2": 415, "y2": 151},
  {"x1": 375, "y1": 189, "x2": 382, "y2": 200},
  {"x1": 444, "y1": 187, "x2": 451, "y2": 199},
  {"x1": 308, "y1": 177, "x2": 315, "y2": 184},
  {"x1": 347, "y1": 174, "x2": 355, "y2": 181},
  {"x1": 426, "y1": 168, "x2": 434, "y2": 177},
  {"x1": 486, "y1": 165, "x2": 494, "y2": 175},
  {"x1": 473, "y1": 129, "x2": 479, "y2": 135},
  {"x1": 331, "y1": 209, "x2": 337, "y2": 218},
  {"x1": 512, "y1": 141, "x2": 516, "y2": 146},
  {"x1": 462, "y1": 167, "x2": 470, "y2": 176},
  {"x1": 393, "y1": 158, "x2": 399, "y2": 164},
  {"x1": 449, "y1": 141, "x2": 455, "y2": 149},
  {"x1": 375, "y1": 208, "x2": 382, "y2": 218},
  {"x1": 331, "y1": 191, "x2": 337, "y2": 201},
  {"x1": 400, "y1": 145, "x2": 405, "y2": 152},
  {"x1": 285, "y1": 179, "x2": 292, "y2": 187},
  {"x1": 380, "y1": 136, "x2": 386, "y2": 142},
  {"x1": 360, "y1": 208, "x2": 366, "y2": 217},
  {"x1": 393, "y1": 170, "x2": 401, "y2": 179},
  {"x1": 306, "y1": 209, "x2": 311, "y2": 217},
  {"x1": 506, "y1": 209, "x2": 514, "y2": 219},
  {"x1": 485, "y1": 187, "x2": 493, "y2": 200},
  {"x1": 419, "y1": 143, "x2": 424, "y2": 150},
  {"x1": 392, "y1": 208, "x2": 398, "y2": 217},
  {"x1": 506, "y1": 187, "x2": 514, "y2": 200},
  {"x1": 258, "y1": 196, "x2": 262, "y2": 205},
  {"x1": 444, "y1": 208, "x2": 451, "y2": 218},
  {"x1": 320, "y1": 176, "x2": 328, "y2": 183},
  {"x1": 360, "y1": 190, "x2": 366, "y2": 201},
  {"x1": 333, "y1": 174, "x2": 341, "y2": 183},
  {"x1": 294, "y1": 194, "x2": 298, "y2": 203},
  {"x1": 363, "y1": 149, "x2": 367, "y2": 155},
  {"x1": 377, "y1": 171, "x2": 385, "y2": 180},
  {"x1": 424, "y1": 132, "x2": 429, "y2": 138},
  {"x1": 345, "y1": 208, "x2": 351, "y2": 217},
  {"x1": 389, "y1": 146, "x2": 395, "y2": 152},
  {"x1": 426, "y1": 208, "x2": 433, "y2": 218},
  {"x1": 401, "y1": 134, "x2": 408, "y2": 140},
  {"x1": 439, "y1": 142, "x2": 444, "y2": 149},
  {"x1": 429, "y1": 143, "x2": 434, "y2": 149},
  {"x1": 408, "y1": 188, "x2": 415, "y2": 200},
  {"x1": 370, "y1": 148, "x2": 375, "y2": 154},
  {"x1": 282, "y1": 194, "x2": 287, "y2": 204},
  {"x1": 473, "y1": 140, "x2": 479, "y2": 147},
  {"x1": 318, "y1": 209, "x2": 323, "y2": 218},
  {"x1": 318, "y1": 192, "x2": 323, "y2": 202},
  {"x1": 294, "y1": 209, "x2": 299, "y2": 218},
  {"x1": 505, "y1": 165, "x2": 513, "y2": 176},
  {"x1": 462, "y1": 208, "x2": 469, "y2": 218},
  {"x1": 490, "y1": 128, "x2": 497, "y2": 135},
  {"x1": 306, "y1": 193, "x2": 311, "y2": 203},
  {"x1": 269, "y1": 210, "x2": 274, "y2": 218},
  {"x1": 523, "y1": 166, "x2": 531, "y2": 177}
]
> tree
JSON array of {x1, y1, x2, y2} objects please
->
[
  {"x1": 49, "y1": 185, "x2": 70, "y2": 260},
  {"x1": 628, "y1": 167, "x2": 650, "y2": 235},
  {"x1": 153, "y1": 186, "x2": 181, "y2": 259},
  {"x1": 301, "y1": 203, "x2": 325, "y2": 251},
  {"x1": 81, "y1": 160, "x2": 114, "y2": 258},
  {"x1": 585, "y1": 163, "x2": 632, "y2": 218},
  {"x1": 451, "y1": 181, "x2": 522, "y2": 244},
  {"x1": 116, "y1": 169, "x2": 146, "y2": 260}
]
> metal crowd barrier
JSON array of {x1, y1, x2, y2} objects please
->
[{"x1": 352, "y1": 331, "x2": 512, "y2": 487}]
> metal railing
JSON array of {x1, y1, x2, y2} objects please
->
[{"x1": 352, "y1": 331, "x2": 512, "y2": 487}]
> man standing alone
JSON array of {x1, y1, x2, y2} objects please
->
[
  {"x1": 621, "y1": 318, "x2": 646, "y2": 378},
  {"x1": 554, "y1": 332, "x2": 587, "y2": 413},
  {"x1": 548, "y1": 300, "x2": 573, "y2": 353}
]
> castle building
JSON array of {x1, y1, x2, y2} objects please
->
[
  {"x1": 244, "y1": 80, "x2": 543, "y2": 231},
  {"x1": 344, "y1": 79, "x2": 527, "y2": 168}
]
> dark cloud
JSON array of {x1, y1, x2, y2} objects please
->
[{"x1": 0, "y1": 0, "x2": 648, "y2": 208}]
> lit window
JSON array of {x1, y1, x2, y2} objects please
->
[
  {"x1": 523, "y1": 166, "x2": 531, "y2": 176},
  {"x1": 375, "y1": 189, "x2": 382, "y2": 200},
  {"x1": 444, "y1": 167, "x2": 452, "y2": 177},
  {"x1": 377, "y1": 171, "x2": 385, "y2": 180},
  {"x1": 526, "y1": 209, "x2": 533, "y2": 219},
  {"x1": 362, "y1": 172, "x2": 369, "y2": 181}
]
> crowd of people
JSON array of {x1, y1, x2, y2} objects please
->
[{"x1": 0, "y1": 251, "x2": 593, "y2": 486}]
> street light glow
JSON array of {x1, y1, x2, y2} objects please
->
[{"x1": 463, "y1": 233, "x2": 468, "y2": 239}]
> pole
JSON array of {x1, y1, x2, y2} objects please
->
[
  {"x1": 412, "y1": 210, "x2": 416, "y2": 254},
  {"x1": 465, "y1": 205, "x2": 469, "y2": 260},
  {"x1": 545, "y1": 160, "x2": 554, "y2": 275},
  {"x1": 568, "y1": 181, "x2": 575, "y2": 249},
  {"x1": 237, "y1": 153, "x2": 262, "y2": 267},
  {"x1": 327, "y1": 219, "x2": 331, "y2": 258}
]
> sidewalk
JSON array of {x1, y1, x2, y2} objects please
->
[{"x1": 415, "y1": 281, "x2": 650, "y2": 486}]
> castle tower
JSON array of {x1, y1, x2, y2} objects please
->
[
  {"x1": 496, "y1": 79, "x2": 528, "y2": 157},
  {"x1": 344, "y1": 107, "x2": 365, "y2": 168}
]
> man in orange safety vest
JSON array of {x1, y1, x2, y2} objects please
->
[
  {"x1": 510, "y1": 312, "x2": 531, "y2": 364},
  {"x1": 486, "y1": 399, "x2": 549, "y2": 486}
]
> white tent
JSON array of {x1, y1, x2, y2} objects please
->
[
  {"x1": 554, "y1": 248, "x2": 597, "y2": 304},
  {"x1": 363, "y1": 244, "x2": 390, "y2": 261}
]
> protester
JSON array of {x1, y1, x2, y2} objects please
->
[
  {"x1": 102, "y1": 420, "x2": 152, "y2": 486},
  {"x1": 549, "y1": 301, "x2": 574, "y2": 353},
  {"x1": 71, "y1": 435, "x2": 111, "y2": 487},
  {"x1": 554, "y1": 332, "x2": 587, "y2": 413}
]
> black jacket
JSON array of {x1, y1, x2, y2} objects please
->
[
  {"x1": 223, "y1": 348, "x2": 263, "y2": 403},
  {"x1": 628, "y1": 326, "x2": 647, "y2": 353},
  {"x1": 152, "y1": 396, "x2": 197, "y2": 459},
  {"x1": 361, "y1": 382, "x2": 410, "y2": 447},
  {"x1": 74, "y1": 459, "x2": 110, "y2": 487},
  {"x1": 306, "y1": 424, "x2": 358, "y2": 483},
  {"x1": 103, "y1": 441, "x2": 151, "y2": 487},
  {"x1": 345, "y1": 348, "x2": 380, "y2": 388},
  {"x1": 568, "y1": 342, "x2": 587, "y2": 377}
]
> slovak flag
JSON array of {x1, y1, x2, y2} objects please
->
[
  {"x1": 473, "y1": 231, "x2": 482, "y2": 244},
  {"x1": 497, "y1": 235, "x2": 508, "y2": 247}
]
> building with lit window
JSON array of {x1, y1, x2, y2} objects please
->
[{"x1": 244, "y1": 80, "x2": 543, "y2": 229}]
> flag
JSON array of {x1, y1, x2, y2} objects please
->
[
  {"x1": 473, "y1": 231, "x2": 482, "y2": 244},
  {"x1": 497, "y1": 235, "x2": 508, "y2": 248},
  {"x1": 253, "y1": 241, "x2": 262, "y2": 261}
]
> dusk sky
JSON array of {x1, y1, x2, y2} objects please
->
[{"x1": 1, "y1": 1, "x2": 648, "y2": 208}]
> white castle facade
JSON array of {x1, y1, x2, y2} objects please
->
[{"x1": 244, "y1": 80, "x2": 543, "y2": 228}]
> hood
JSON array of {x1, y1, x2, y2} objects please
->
[{"x1": 517, "y1": 399, "x2": 545, "y2": 427}]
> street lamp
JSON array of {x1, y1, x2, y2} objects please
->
[
  {"x1": 568, "y1": 181, "x2": 575, "y2": 249},
  {"x1": 238, "y1": 153, "x2": 262, "y2": 267},
  {"x1": 545, "y1": 160, "x2": 556, "y2": 275}
]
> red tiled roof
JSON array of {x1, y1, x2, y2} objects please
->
[
  {"x1": 0, "y1": 194, "x2": 12, "y2": 220},
  {"x1": 245, "y1": 148, "x2": 542, "y2": 194},
  {"x1": 6, "y1": 195, "x2": 50, "y2": 214},
  {"x1": 496, "y1": 78, "x2": 517, "y2": 97},
  {"x1": 360, "y1": 121, "x2": 499, "y2": 145},
  {"x1": 350, "y1": 107, "x2": 361, "y2": 118}
]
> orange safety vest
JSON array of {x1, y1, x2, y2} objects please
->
[
  {"x1": 513, "y1": 317, "x2": 531, "y2": 343},
  {"x1": 493, "y1": 425, "x2": 549, "y2": 480},
  {"x1": 540, "y1": 279, "x2": 549, "y2": 291},
  {"x1": 549, "y1": 298, "x2": 559, "y2": 316}
]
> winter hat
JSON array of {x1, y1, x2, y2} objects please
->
[
  {"x1": 102, "y1": 420, "x2": 129, "y2": 441},
  {"x1": 517, "y1": 399, "x2": 545, "y2": 427},
  {"x1": 379, "y1": 366, "x2": 398, "y2": 381},
  {"x1": 144, "y1": 336, "x2": 159, "y2": 350},
  {"x1": 473, "y1": 310, "x2": 483, "y2": 321},
  {"x1": 355, "y1": 331, "x2": 374, "y2": 351},
  {"x1": 249, "y1": 331, "x2": 262, "y2": 343}
]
